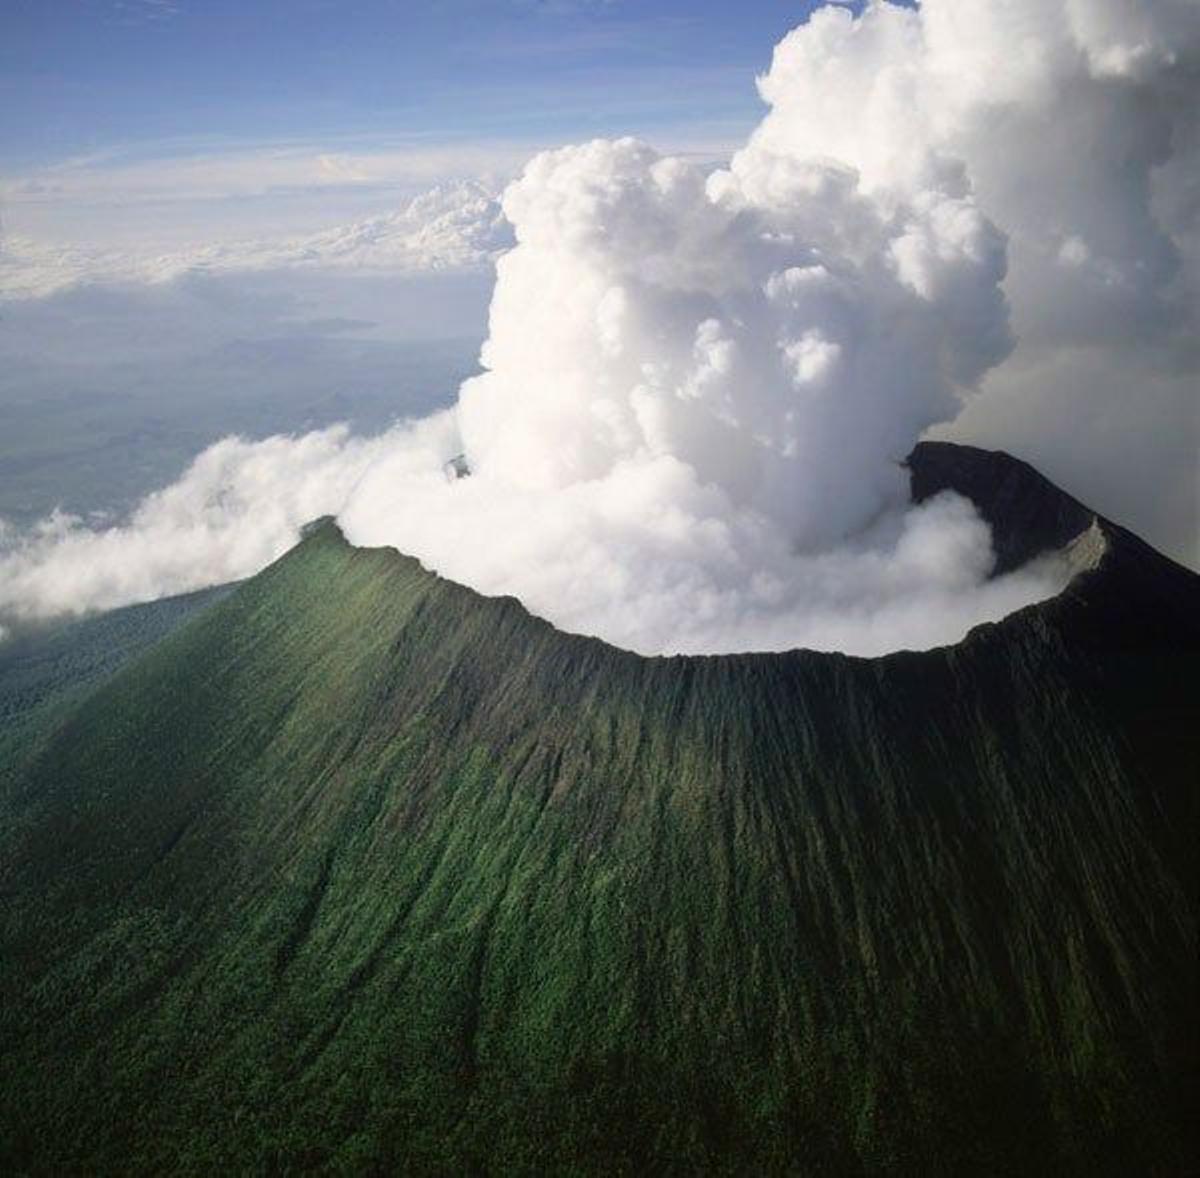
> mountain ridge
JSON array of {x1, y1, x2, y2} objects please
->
[{"x1": 0, "y1": 442, "x2": 1195, "y2": 1174}]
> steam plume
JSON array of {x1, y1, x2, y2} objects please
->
[{"x1": 3, "y1": 0, "x2": 1196, "y2": 654}]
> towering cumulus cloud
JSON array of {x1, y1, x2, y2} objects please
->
[
  {"x1": 455, "y1": 134, "x2": 1010, "y2": 549},
  {"x1": 335, "y1": 129, "x2": 1043, "y2": 654},
  {"x1": 1, "y1": 0, "x2": 1196, "y2": 654},
  {"x1": 750, "y1": 0, "x2": 1200, "y2": 561}
]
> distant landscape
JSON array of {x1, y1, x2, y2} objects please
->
[{"x1": 0, "y1": 276, "x2": 484, "y2": 529}]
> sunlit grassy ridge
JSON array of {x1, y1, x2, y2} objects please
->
[{"x1": 0, "y1": 444, "x2": 1196, "y2": 1174}]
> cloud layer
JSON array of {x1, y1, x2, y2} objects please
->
[
  {"x1": 0, "y1": 429, "x2": 390, "y2": 618},
  {"x1": 1, "y1": 181, "x2": 511, "y2": 299},
  {"x1": 2, "y1": 0, "x2": 1196, "y2": 654}
]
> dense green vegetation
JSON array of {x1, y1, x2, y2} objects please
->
[
  {"x1": 0, "y1": 585, "x2": 232, "y2": 778},
  {"x1": 0, "y1": 444, "x2": 1195, "y2": 1174}
]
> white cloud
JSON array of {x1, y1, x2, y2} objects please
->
[
  {"x1": 2, "y1": 0, "x2": 1196, "y2": 651},
  {"x1": 745, "y1": 0, "x2": 1199, "y2": 564},
  {"x1": 0, "y1": 412, "x2": 1069, "y2": 657},
  {"x1": 112, "y1": 0, "x2": 182, "y2": 24},
  {"x1": 0, "y1": 140, "x2": 530, "y2": 212},
  {"x1": 1, "y1": 181, "x2": 512, "y2": 299},
  {"x1": 0, "y1": 119, "x2": 1063, "y2": 655},
  {"x1": 0, "y1": 427, "x2": 401, "y2": 618}
]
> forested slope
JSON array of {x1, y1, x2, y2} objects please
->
[{"x1": 0, "y1": 444, "x2": 1195, "y2": 1174}]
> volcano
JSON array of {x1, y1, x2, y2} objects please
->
[{"x1": 0, "y1": 442, "x2": 1195, "y2": 1174}]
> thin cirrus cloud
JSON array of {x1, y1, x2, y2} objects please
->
[
  {"x1": 111, "y1": 0, "x2": 183, "y2": 24},
  {"x1": 0, "y1": 0, "x2": 1197, "y2": 655},
  {"x1": 3, "y1": 140, "x2": 540, "y2": 208}
]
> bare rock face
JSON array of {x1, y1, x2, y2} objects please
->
[
  {"x1": 909, "y1": 440, "x2": 1198, "y2": 656},
  {"x1": 907, "y1": 442, "x2": 1099, "y2": 573}
]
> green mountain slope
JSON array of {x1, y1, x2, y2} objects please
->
[
  {"x1": 1, "y1": 443, "x2": 1196, "y2": 1175},
  {"x1": 0, "y1": 585, "x2": 233, "y2": 781}
]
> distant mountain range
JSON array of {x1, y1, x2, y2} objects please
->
[
  {"x1": 0, "y1": 180, "x2": 512, "y2": 299},
  {"x1": 0, "y1": 442, "x2": 1195, "y2": 1174}
]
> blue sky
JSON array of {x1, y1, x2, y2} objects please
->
[
  {"x1": 3, "y1": 1, "x2": 834, "y2": 168},
  {"x1": 2, "y1": 1, "x2": 857, "y2": 247}
]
